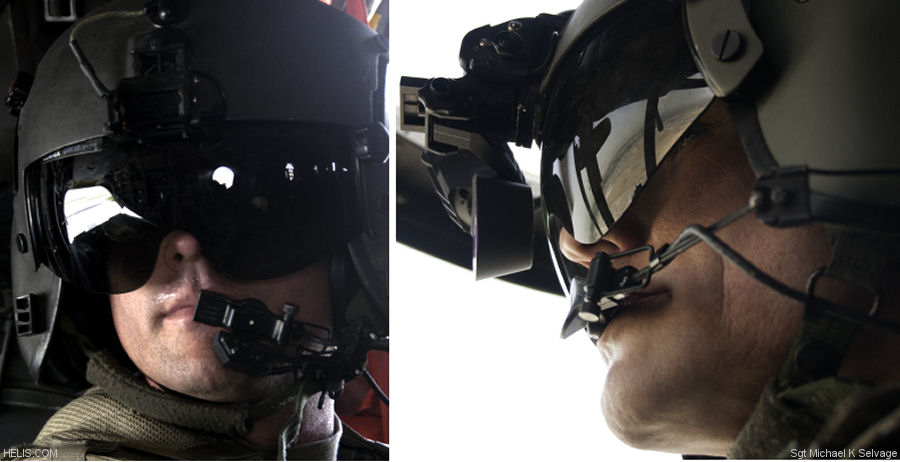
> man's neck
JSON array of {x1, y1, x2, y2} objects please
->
[{"x1": 144, "y1": 375, "x2": 336, "y2": 448}]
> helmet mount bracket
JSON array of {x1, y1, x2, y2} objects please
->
[
  {"x1": 400, "y1": 14, "x2": 567, "y2": 278},
  {"x1": 109, "y1": 17, "x2": 226, "y2": 141}
]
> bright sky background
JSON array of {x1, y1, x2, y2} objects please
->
[{"x1": 389, "y1": 1, "x2": 679, "y2": 460}]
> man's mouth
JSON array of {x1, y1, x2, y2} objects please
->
[
  {"x1": 164, "y1": 305, "x2": 197, "y2": 320},
  {"x1": 587, "y1": 289, "x2": 670, "y2": 345}
]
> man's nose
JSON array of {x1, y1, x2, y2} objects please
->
[
  {"x1": 558, "y1": 222, "x2": 645, "y2": 269},
  {"x1": 559, "y1": 228, "x2": 619, "y2": 268},
  {"x1": 159, "y1": 230, "x2": 204, "y2": 271}
]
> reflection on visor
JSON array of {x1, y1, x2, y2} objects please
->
[
  {"x1": 538, "y1": 0, "x2": 714, "y2": 294},
  {"x1": 29, "y1": 122, "x2": 367, "y2": 294},
  {"x1": 551, "y1": 84, "x2": 713, "y2": 244},
  {"x1": 63, "y1": 186, "x2": 144, "y2": 244},
  {"x1": 212, "y1": 166, "x2": 235, "y2": 189}
]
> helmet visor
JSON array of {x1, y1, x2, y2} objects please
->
[
  {"x1": 539, "y1": 0, "x2": 714, "y2": 287},
  {"x1": 28, "y1": 122, "x2": 366, "y2": 294}
]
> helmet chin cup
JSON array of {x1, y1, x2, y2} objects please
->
[{"x1": 473, "y1": 175, "x2": 534, "y2": 280}]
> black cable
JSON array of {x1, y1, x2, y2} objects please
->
[
  {"x1": 362, "y1": 368, "x2": 389, "y2": 407},
  {"x1": 807, "y1": 168, "x2": 900, "y2": 176},
  {"x1": 601, "y1": 203, "x2": 900, "y2": 337},
  {"x1": 67, "y1": 9, "x2": 144, "y2": 100},
  {"x1": 676, "y1": 224, "x2": 807, "y2": 302},
  {"x1": 69, "y1": 40, "x2": 109, "y2": 99},
  {"x1": 672, "y1": 224, "x2": 900, "y2": 336},
  {"x1": 580, "y1": 199, "x2": 900, "y2": 340},
  {"x1": 661, "y1": 204, "x2": 753, "y2": 266},
  {"x1": 629, "y1": 204, "x2": 753, "y2": 283}
]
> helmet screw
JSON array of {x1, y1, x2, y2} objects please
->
[
  {"x1": 710, "y1": 29, "x2": 743, "y2": 62},
  {"x1": 578, "y1": 304, "x2": 601, "y2": 323},
  {"x1": 770, "y1": 186, "x2": 790, "y2": 205},
  {"x1": 748, "y1": 190, "x2": 767, "y2": 209},
  {"x1": 478, "y1": 38, "x2": 492, "y2": 48},
  {"x1": 507, "y1": 21, "x2": 522, "y2": 32},
  {"x1": 15, "y1": 234, "x2": 27, "y2": 254},
  {"x1": 145, "y1": 0, "x2": 190, "y2": 27}
]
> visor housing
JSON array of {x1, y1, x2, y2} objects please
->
[{"x1": 28, "y1": 122, "x2": 364, "y2": 294}]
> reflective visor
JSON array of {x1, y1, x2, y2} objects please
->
[
  {"x1": 27, "y1": 122, "x2": 365, "y2": 293},
  {"x1": 539, "y1": 0, "x2": 713, "y2": 287}
]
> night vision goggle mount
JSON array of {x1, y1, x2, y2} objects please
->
[
  {"x1": 193, "y1": 290, "x2": 389, "y2": 401},
  {"x1": 70, "y1": 0, "x2": 226, "y2": 141},
  {"x1": 400, "y1": 12, "x2": 567, "y2": 279}
]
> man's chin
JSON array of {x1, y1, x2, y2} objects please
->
[
  {"x1": 600, "y1": 360, "x2": 669, "y2": 451},
  {"x1": 180, "y1": 361, "x2": 296, "y2": 403},
  {"x1": 162, "y1": 367, "x2": 257, "y2": 402},
  {"x1": 600, "y1": 389, "x2": 682, "y2": 453}
]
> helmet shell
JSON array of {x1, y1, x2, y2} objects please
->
[{"x1": 18, "y1": 0, "x2": 386, "y2": 166}]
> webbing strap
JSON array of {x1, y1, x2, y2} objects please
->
[
  {"x1": 777, "y1": 229, "x2": 893, "y2": 389},
  {"x1": 776, "y1": 313, "x2": 857, "y2": 389},
  {"x1": 825, "y1": 229, "x2": 890, "y2": 295},
  {"x1": 277, "y1": 377, "x2": 321, "y2": 460}
]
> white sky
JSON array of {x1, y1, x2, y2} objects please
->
[{"x1": 389, "y1": 1, "x2": 679, "y2": 460}]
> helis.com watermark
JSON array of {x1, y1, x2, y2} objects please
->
[
  {"x1": 2, "y1": 448, "x2": 59, "y2": 459},
  {"x1": 790, "y1": 448, "x2": 898, "y2": 459}
]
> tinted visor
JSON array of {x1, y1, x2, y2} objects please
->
[
  {"x1": 539, "y1": 0, "x2": 714, "y2": 287},
  {"x1": 28, "y1": 122, "x2": 365, "y2": 293}
]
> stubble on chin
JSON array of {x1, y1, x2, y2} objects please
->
[{"x1": 143, "y1": 336, "x2": 296, "y2": 403}]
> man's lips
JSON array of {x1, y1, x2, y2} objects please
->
[
  {"x1": 589, "y1": 289, "x2": 671, "y2": 350},
  {"x1": 162, "y1": 294, "x2": 202, "y2": 319},
  {"x1": 162, "y1": 303, "x2": 220, "y2": 335},
  {"x1": 164, "y1": 304, "x2": 197, "y2": 320},
  {"x1": 595, "y1": 289, "x2": 670, "y2": 340}
]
